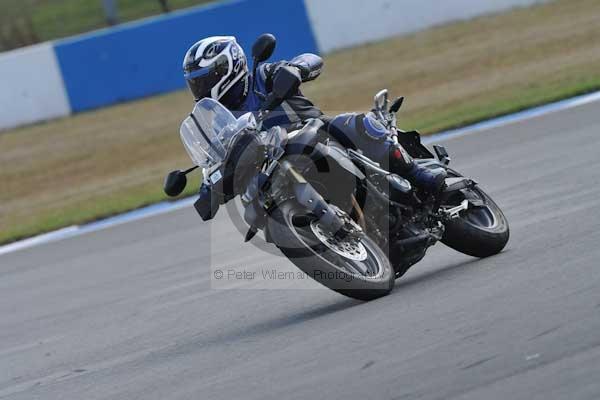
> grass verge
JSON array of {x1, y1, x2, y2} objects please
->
[
  {"x1": 1, "y1": 0, "x2": 600, "y2": 245},
  {"x1": 0, "y1": 0, "x2": 214, "y2": 51}
]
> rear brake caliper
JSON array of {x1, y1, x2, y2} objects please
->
[{"x1": 442, "y1": 199, "x2": 470, "y2": 220}]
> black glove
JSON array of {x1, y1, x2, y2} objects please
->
[{"x1": 271, "y1": 65, "x2": 301, "y2": 99}]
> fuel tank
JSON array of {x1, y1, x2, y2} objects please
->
[{"x1": 327, "y1": 112, "x2": 396, "y2": 166}]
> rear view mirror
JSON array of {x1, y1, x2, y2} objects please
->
[
  {"x1": 390, "y1": 96, "x2": 405, "y2": 113},
  {"x1": 252, "y1": 33, "x2": 276, "y2": 63},
  {"x1": 163, "y1": 170, "x2": 187, "y2": 197}
]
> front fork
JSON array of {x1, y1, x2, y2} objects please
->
[
  {"x1": 279, "y1": 161, "x2": 350, "y2": 235},
  {"x1": 241, "y1": 161, "x2": 358, "y2": 242}
]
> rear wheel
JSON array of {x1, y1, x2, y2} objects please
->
[
  {"x1": 267, "y1": 201, "x2": 395, "y2": 301},
  {"x1": 441, "y1": 185, "x2": 509, "y2": 258}
]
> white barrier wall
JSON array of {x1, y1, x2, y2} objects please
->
[
  {"x1": 304, "y1": 0, "x2": 548, "y2": 53},
  {"x1": 0, "y1": 43, "x2": 71, "y2": 130}
]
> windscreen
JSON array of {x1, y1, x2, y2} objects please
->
[{"x1": 179, "y1": 98, "x2": 238, "y2": 167}]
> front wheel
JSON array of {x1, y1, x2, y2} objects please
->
[
  {"x1": 267, "y1": 201, "x2": 395, "y2": 301},
  {"x1": 441, "y1": 185, "x2": 509, "y2": 258}
]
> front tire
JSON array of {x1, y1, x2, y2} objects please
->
[{"x1": 267, "y1": 201, "x2": 395, "y2": 301}]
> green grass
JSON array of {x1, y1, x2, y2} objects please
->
[
  {"x1": 401, "y1": 76, "x2": 600, "y2": 134},
  {"x1": 0, "y1": 0, "x2": 214, "y2": 50},
  {"x1": 1, "y1": 0, "x2": 599, "y2": 245},
  {"x1": 2, "y1": 175, "x2": 202, "y2": 243}
]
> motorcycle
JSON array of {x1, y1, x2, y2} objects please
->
[{"x1": 164, "y1": 34, "x2": 509, "y2": 301}]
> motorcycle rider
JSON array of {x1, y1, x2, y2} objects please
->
[{"x1": 182, "y1": 36, "x2": 446, "y2": 193}]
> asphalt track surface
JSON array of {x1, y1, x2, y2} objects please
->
[{"x1": 2, "y1": 101, "x2": 600, "y2": 400}]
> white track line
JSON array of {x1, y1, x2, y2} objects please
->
[
  {"x1": 421, "y1": 91, "x2": 600, "y2": 144},
  {"x1": 0, "y1": 198, "x2": 195, "y2": 256},
  {"x1": 2, "y1": 90, "x2": 600, "y2": 256}
]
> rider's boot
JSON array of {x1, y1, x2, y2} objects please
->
[
  {"x1": 389, "y1": 145, "x2": 447, "y2": 194},
  {"x1": 405, "y1": 162, "x2": 447, "y2": 194}
]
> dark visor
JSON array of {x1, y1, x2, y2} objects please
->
[{"x1": 185, "y1": 55, "x2": 229, "y2": 100}]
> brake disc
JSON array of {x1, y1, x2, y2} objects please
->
[{"x1": 310, "y1": 221, "x2": 368, "y2": 261}]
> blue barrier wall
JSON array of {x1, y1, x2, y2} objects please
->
[
  {"x1": 54, "y1": 0, "x2": 318, "y2": 112},
  {"x1": 2, "y1": 0, "x2": 548, "y2": 130}
]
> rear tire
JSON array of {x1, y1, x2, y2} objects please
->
[
  {"x1": 267, "y1": 201, "x2": 395, "y2": 301},
  {"x1": 442, "y1": 186, "x2": 509, "y2": 258}
]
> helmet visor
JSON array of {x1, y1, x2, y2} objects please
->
[{"x1": 184, "y1": 55, "x2": 229, "y2": 100}]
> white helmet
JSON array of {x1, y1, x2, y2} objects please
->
[{"x1": 183, "y1": 36, "x2": 249, "y2": 108}]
